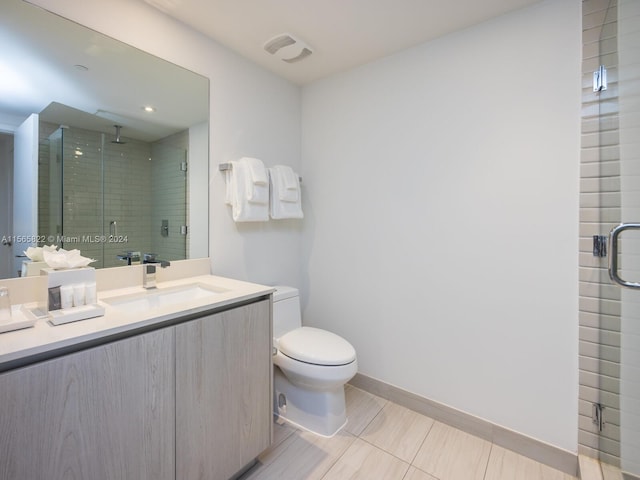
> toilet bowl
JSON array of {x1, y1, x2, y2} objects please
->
[{"x1": 272, "y1": 286, "x2": 357, "y2": 437}]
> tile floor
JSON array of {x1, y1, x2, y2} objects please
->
[{"x1": 240, "y1": 385, "x2": 578, "y2": 480}]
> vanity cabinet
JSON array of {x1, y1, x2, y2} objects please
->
[
  {"x1": 0, "y1": 297, "x2": 272, "y2": 480},
  {"x1": 176, "y1": 299, "x2": 272, "y2": 480},
  {"x1": 0, "y1": 327, "x2": 176, "y2": 480}
]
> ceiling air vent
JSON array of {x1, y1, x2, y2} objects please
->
[{"x1": 263, "y1": 33, "x2": 313, "y2": 63}]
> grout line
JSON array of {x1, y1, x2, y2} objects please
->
[
  {"x1": 407, "y1": 415, "x2": 435, "y2": 466},
  {"x1": 482, "y1": 443, "x2": 494, "y2": 480},
  {"x1": 317, "y1": 433, "x2": 357, "y2": 480}
]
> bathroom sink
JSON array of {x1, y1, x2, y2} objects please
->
[{"x1": 102, "y1": 283, "x2": 225, "y2": 313}]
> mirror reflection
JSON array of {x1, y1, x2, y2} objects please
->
[{"x1": 0, "y1": 0, "x2": 210, "y2": 279}]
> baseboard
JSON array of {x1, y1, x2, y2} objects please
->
[{"x1": 349, "y1": 372, "x2": 578, "y2": 477}]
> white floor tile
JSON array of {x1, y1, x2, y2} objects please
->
[
  {"x1": 484, "y1": 445, "x2": 577, "y2": 480},
  {"x1": 403, "y1": 466, "x2": 439, "y2": 480},
  {"x1": 242, "y1": 429, "x2": 356, "y2": 480},
  {"x1": 344, "y1": 385, "x2": 387, "y2": 436},
  {"x1": 360, "y1": 402, "x2": 434, "y2": 463},
  {"x1": 322, "y1": 438, "x2": 410, "y2": 480},
  {"x1": 412, "y1": 421, "x2": 492, "y2": 480}
]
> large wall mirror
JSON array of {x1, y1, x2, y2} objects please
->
[{"x1": 0, "y1": 0, "x2": 210, "y2": 279}]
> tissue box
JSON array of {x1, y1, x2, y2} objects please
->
[
  {"x1": 41, "y1": 267, "x2": 96, "y2": 289},
  {"x1": 21, "y1": 260, "x2": 48, "y2": 277}
]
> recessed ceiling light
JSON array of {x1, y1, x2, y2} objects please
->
[{"x1": 142, "y1": 105, "x2": 156, "y2": 113}]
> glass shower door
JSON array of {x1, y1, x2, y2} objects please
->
[
  {"x1": 38, "y1": 127, "x2": 63, "y2": 244},
  {"x1": 610, "y1": 0, "x2": 640, "y2": 475},
  {"x1": 150, "y1": 143, "x2": 187, "y2": 262}
]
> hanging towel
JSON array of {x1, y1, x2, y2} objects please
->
[
  {"x1": 241, "y1": 157, "x2": 269, "y2": 204},
  {"x1": 276, "y1": 165, "x2": 300, "y2": 202},
  {"x1": 268, "y1": 166, "x2": 303, "y2": 219},
  {"x1": 226, "y1": 160, "x2": 269, "y2": 222}
]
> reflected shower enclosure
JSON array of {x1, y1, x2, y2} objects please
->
[{"x1": 38, "y1": 122, "x2": 188, "y2": 268}]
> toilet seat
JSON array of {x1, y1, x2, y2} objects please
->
[{"x1": 278, "y1": 327, "x2": 356, "y2": 366}]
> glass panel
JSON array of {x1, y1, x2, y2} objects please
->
[
  {"x1": 150, "y1": 142, "x2": 187, "y2": 262},
  {"x1": 60, "y1": 127, "x2": 105, "y2": 267},
  {"x1": 618, "y1": 0, "x2": 640, "y2": 474},
  {"x1": 102, "y1": 132, "x2": 153, "y2": 268},
  {"x1": 36, "y1": 123, "x2": 191, "y2": 270},
  {"x1": 38, "y1": 127, "x2": 63, "y2": 245}
]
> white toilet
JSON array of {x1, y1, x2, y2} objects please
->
[{"x1": 272, "y1": 286, "x2": 357, "y2": 437}]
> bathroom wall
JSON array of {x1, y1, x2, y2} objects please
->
[
  {"x1": 38, "y1": 0, "x2": 582, "y2": 455},
  {"x1": 33, "y1": 0, "x2": 303, "y2": 288},
  {"x1": 300, "y1": 0, "x2": 581, "y2": 453},
  {"x1": 0, "y1": 134, "x2": 13, "y2": 279}
]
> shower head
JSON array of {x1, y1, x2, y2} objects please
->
[{"x1": 112, "y1": 125, "x2": 127, "y2": 144}]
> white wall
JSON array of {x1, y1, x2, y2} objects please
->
[
  {"x1": 0, "y1": 134, "x2": 14, "y2": 279},
  {"x1": 39, "y1": 0, "x2": 582, "y2": 454},
  {"x1": 301, "y1": 0, "x2": 581, "y2": 452},
  {"x1": 30, "y1": 0, "x2": 303, "y2": 287},
  {"x1": 13, "y1": 114, "x2": 38, "y2": 276}
]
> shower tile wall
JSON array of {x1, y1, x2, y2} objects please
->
[
  {"x1": 38, "y1": 122, "x2": 189, "y2": 269},
  {"x1": 101, "y1": 135, "x2": 153, "y2": 268},
  {"x1": 150, "y1": 130, "x2": 188, "y2": 261},
  {"x1": 38, "y1": 122, "x2": 153, "y2": 268},
  {"x1": 579, "y1": 0, "x2": 622, "y2": 466},
  {"x1": 66, "y1": 127, "x2": 153, "y2": 268}
]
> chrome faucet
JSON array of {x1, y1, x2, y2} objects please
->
[{"x1": 143, "y1": 260, "x2": 170, "y2": 289}]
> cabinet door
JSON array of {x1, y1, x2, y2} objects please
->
[
  {"x1": 176, "y1": 300, "x2": 272, "y2": 480},
  {"x1": 0, "y1": 328, "x2": 175, "y2": 480}
]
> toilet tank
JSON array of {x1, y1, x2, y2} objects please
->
[{"x1": 273, "y1": 286, "x2": 302, "y2": 339}]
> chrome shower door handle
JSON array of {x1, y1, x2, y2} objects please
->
[{"x1": 608, "y1": 223, "x2": 640, "y2": 289}]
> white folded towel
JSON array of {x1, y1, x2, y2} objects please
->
[
  {"x1": 268, "y1": 166, "x2": 303, "y2": 219},
  {"x1": 241, "y1": 157, "x2": 269, "y2": 205},
  {"x1": 275, "y1": 165, "x2": 299, "y2": 202},
  {"x1": 226, "y1": 160, "x2": 269, "y2": 222}
]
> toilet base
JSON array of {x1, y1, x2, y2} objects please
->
[{"x1": 274, "y1": 367, "x2": 348, "y2": 438}]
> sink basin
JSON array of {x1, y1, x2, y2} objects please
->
[{"x1": 102, "y1": 283, "x2": 226, "y2": 313}]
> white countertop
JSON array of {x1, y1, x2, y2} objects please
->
[{"x1": 0, "y1": 274, "x2": 273, "y2": 371}]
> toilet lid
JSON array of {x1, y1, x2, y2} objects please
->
[{"x1": 278, "y1": 327, "x2": 356, "y2": 366}]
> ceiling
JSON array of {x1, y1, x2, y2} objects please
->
[{"x1": 141, "y1": 0, "x2": 542, "y2": 85}]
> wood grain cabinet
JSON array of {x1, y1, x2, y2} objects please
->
[
  {"x1": 0, "y1": 298, "x2": 272, "y2": 480},
  {"x1": 176, "y1": 299, "x2": 272, "y2": 480},
  {"x1": 0, "y1": 327, "x2": 176, "y2": 480}
]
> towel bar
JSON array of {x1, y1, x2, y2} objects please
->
[{"x1": 219, "y1": 163, "x2": 302, "y2": 182}]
